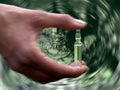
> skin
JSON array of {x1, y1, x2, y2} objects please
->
[{"x1": 0, "y1": 4, "x2": 89, "y2": 84}]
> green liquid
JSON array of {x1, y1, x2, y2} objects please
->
[{"x1": 74, "y1": 43, "x2": 82, "y2": 61}]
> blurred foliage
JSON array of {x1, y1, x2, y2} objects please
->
[
  {"x1": 0, "y1": 0, "x2": 120, "y2": 90},
  {"x1": 0, "y1": 0, "x2": 31, "y2": 7},
  {"x1": 41, "y1": 0, "x2": 119, "y2": 79}
]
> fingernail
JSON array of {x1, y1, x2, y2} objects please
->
[{"x1": 75, "y1": 19, "x2": 87, "y2": 25}]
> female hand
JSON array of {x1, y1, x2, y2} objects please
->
[{"x1": 0, "y1": 4, "x2": 88, "y2": 84}]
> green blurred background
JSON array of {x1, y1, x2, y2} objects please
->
[{"x1": 0, "y1": 0, "x2": 120, "y2": 90}]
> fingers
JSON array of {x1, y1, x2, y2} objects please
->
[
  {"x1": 70, "y1": 61, "x2": 86, "y2": 66},
  {"x1": 0, "y1": 4, "x2": 87, "y2": 30},
  {"x1": 4, "y1": 51, "x2": 59, "y2": 84},
  {"x1": 5, "y1": 45, "x2": 88, "y2": 83},
  {"x1": 31, "y1": 10, "x2": 87, "y2": 30},
  {"x1": 68, "y1": 61, "x2": 89, "y2": 77},
  {"x1": 42, "y1": 13, "x2": 87, "y2": 30},
  {"x1": 30, "y1": 46, "x2": 89, "y2": 79},
  {"x1": 16, "y1": 66, "x2": 57, "y2": 84}
]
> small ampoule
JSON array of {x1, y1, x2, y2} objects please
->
[{"x1": 74, "y1": 30, "x2": 83, "y2": 61}]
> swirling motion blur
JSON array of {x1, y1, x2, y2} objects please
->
[{"x1": 0, "y1": 0, "x2": 120, "y2": 90}]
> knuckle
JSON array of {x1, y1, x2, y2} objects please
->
[
  {"x1": 60, "y1": 14, "x2": 72, "y2": 19},
  {"x1": 7, "y1": 11, "x2": 23, "y2": 21}
]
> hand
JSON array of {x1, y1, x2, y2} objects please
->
[{"x1": 0, "y1": 4, "x2": 89, "y2": 84}]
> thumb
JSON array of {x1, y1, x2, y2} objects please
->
[
  {"x1": 31, "y1": 10, "x2": 87, "y2": 30},
  {"x1": 30, "y1": 46, "x2": 89, "y2": 79}
]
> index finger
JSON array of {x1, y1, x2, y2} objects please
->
[{"x1": 30, "y1": 10, "x2": 87, "y2": 30}]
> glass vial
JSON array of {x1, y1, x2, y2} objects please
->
[{"x1": 74, "y1": 30, "x2": 82, "y2": 61}]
